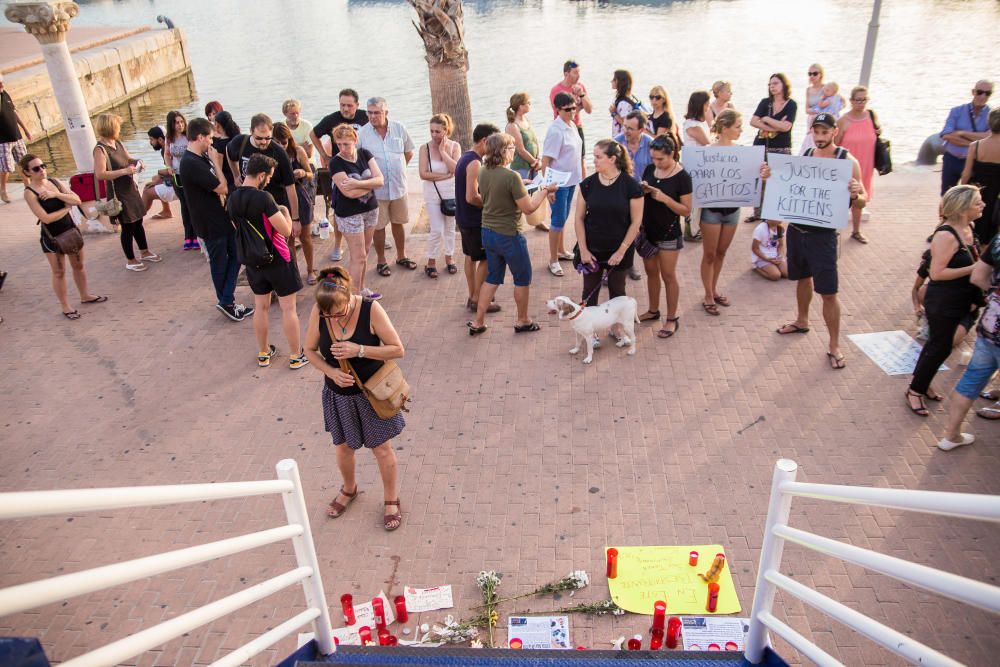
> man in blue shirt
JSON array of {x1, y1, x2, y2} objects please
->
[
  {"x1": 614, "y1": 110, "x2": 652, "y2": 280},
  {"x1": 939, "y1": 79, "x2": 993, "y2": 194}
]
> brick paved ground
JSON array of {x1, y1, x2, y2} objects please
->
[{"x1": 0, "y1": 168, "x2": 997, "y2": 666}]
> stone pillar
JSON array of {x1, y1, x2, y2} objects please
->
[{"x1": 5, "y1": 1, "x2": 96, "y2": 172}]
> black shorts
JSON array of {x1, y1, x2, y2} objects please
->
[
  {"x1": 787, "y1": 225, "x2": 839, "y2": 295},
  {"x1": 460, "y1": 225, "x2": 486, "y2": 261},
  {"x1": 246, "y1": 260, "x2": 302, "y2": 297}
]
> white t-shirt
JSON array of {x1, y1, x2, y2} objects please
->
[
  {"x1": 683, "y1": 119, "x2": 711, "y2": 146},
  {"x1": 541, "y1": 117, "x2": 583, "y2": 187},
  {"x1": 752, "y1": 222, "x2": 782, "y2": 263}
]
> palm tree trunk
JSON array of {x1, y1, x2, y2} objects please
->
[{"x1": 408, "y1": 0, "x2": 473, "y2": 149}]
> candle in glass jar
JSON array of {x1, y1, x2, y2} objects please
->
[
  {"x1": 358, "y1": 626, "x2": 372, "y2": 645},
  {"x1": 393, "y1": 594, "x2": 409, "y2": 624},
  {"x1": 372, "y1": 597, "x2": 387, "y2": 630},
  {"x1": 650, "y1": 627, "x2": 664, "y2": 650},
  {"x1": 706, "y1": 582, "x2": 720, "y2": 612},
  {"x1": 652, "y1": 600, "x2": 667, "y2": 630},
  {"x1": 627, "y1": 636, "x2": 641, "y2": 650},
  {"x1": 689, "y1": 550, "x2": 699, "y2": 566},
  {"x1": 388, "y1": 635, "x2": 398, "y2": 646},
  {"x1": 666, "y1": 617, "x2": 681, "y2": 649},
  {"x1": 340, "y1": 594, "x2": 355, "y2": 625},
  {"x1": 378, "y1": 628, "x2": 391, "y2": 646},
  {"x1": 606, "y1": 548, "x2": 619, "y2": 579}
]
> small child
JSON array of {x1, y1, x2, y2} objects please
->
[
  {"x1": 751, "y1": 219, "x2": 788, "y2": 280},
  {"x1": 811, "y1": 82, "x2": 845, "y2": 118}
]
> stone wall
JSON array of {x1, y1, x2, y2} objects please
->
[{"x1": 7, "y1": 28, "x2": 191, "y2": 140}]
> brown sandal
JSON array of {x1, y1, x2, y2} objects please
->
[
  {"x1": 383, "y1": 499, "x2": 402, "y2": 531},
  {"x1": 327, "y1": 486, "x2": 358, "y2": 518}
]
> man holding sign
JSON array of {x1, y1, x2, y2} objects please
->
[{"x1": 769, "y1": 113, "x2": 866, "y2": 370}]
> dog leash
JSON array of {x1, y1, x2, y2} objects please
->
[{"x1": 571, "y1": 268, "x2": 610, "y2": 319}]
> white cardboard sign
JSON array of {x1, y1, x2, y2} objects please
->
[
  {"x1": 681, "y1": 145, "x2": 765, "y2": 208},
  {"x1": 761, "y1": 154, "x2": 853, "y2": 229}
]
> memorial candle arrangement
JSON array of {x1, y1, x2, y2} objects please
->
[
  {"x1": 394, "y1": 594, "x2": 409, "y2": 624},
  {"x1": 606, "y1": 548, "x2": 618, "y2": 579},
  {"x1": 340, "y1": 594, "x2": 355, "y2": 626},
  {"x1": 358, "y1": 626, "x2": 372, "y2": 645},
  {"x1": 666, "y1": 616, "x2": 681, "y2": 649},
  {"x1": 372, "y1": 597, "x2": 387, "y2": 631}
]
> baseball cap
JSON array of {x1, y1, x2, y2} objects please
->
[{"x1": 812, "y1": 113, "x2": 837, "y2": 128}]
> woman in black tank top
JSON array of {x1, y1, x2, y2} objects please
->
[
  {"x1": 302, "y1": 266, "x2": 408, "y2": 531},
  {"x1": 20, "y1": 153, "x2": 106, "y2": 320}
]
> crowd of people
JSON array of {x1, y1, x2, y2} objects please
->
[{"x1": 2, "y1": 62, "x2": 997, "y2": 483}]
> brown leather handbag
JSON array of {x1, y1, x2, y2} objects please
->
[{"x1": 327, "y1": 320, "x2": 411, "y2": 419}]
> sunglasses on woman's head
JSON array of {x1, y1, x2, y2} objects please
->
[{"x1": 29, "y1": 163, "x2": 46, "y2": 173}]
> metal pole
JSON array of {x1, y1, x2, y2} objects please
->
[
  {"x1": 275, "y1": 459, "x2": 336, "y2": 655},
  {"x1": 858, "y1": 0, "x2": 883, "y2": 88},
  {"x1": 745, "y1": 459, "x2": 799, "y2": 664}
]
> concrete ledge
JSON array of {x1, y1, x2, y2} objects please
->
[{"x1": 5, "y1": 27, "x2": 192, "y2": 141}]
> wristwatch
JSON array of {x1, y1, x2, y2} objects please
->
[{"x1": 358, "y1": 345, "x2": 366, "y2": 359}]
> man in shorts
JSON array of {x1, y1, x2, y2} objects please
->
[
  {"x1": 358, "y1": 97, "x2": 415, "y2": 277},
  {"x1": 0, "y1": 74, "x2": 33, "y2": 203},
  {"x1": 227, "y1": 154, "x2": 308, "y2": 370},
  {"x1": 776, "y1": 113, "x2": 866, "y2": 370},
  {"x1": 938, "y1": 235, "x2": 1000, "y2": 450},
  {"x1": 455, "y1": 123, "x2": 501, "y2": 313},
  {"x1": 141, "y1": 126, "x2": 176, "y2": 219}
]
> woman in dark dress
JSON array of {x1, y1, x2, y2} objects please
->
[
  {"x1": 906, "y1": 185, "x2": 985, "y2": 416},
  {"x1": 274, "y1": 122, "x2": 316, "y2": 284},
  {"x1": 211, "y1": 110, "x2": 240, "y2": 193},
  {"x1": 20, "y1": 154, "x2": 105, "y2": 319},
  {"x1": 93, "y1": 113, "x2": 161, "y2": 271},
  {"x1": 303, "y1": 266, "x2": 407, "y2": 531},
  {"x1": 961, "y1": 107, "x2": 1000, "y2": 246}
]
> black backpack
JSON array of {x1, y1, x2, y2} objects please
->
[{"x1": 228, "y1": 188, "x2": 276, "y2": 269}]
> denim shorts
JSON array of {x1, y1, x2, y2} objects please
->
[
  {"x1": 954, "y1": 337, "x2": 1000, "y2": 399},
  {"x1": 550, "y1": 185, "x2": 575, "y2": 231},
  {"x1": 701, "y1": 208, "x2": 740, "y2": 226},
  {"x1": 482, "y1": 227, "x2": 532, "y2": 287}
]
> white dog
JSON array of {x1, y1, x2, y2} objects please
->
[{"x1": 546, "y1": 295, "x2": 639, "y2": 364}]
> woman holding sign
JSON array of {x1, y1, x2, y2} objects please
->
[{"x1": 748, "y1": 74, "x2": 797, "y2": 224}]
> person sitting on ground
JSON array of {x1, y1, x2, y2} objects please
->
[
  {"x1": 302, "y1": 266, "x2": 406, "y2": 531},
  {"x1": 751, "y1": 219, "x2": 788, "y2": 280},
  {"x1": 140, "y1": 126, "x2": 175, "y2": 219}
]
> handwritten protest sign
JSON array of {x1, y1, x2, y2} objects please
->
[
  {"x1": 761, "y1": 153, "x2": 853, "y2": 229},
  {"x1": 681, "y1": 145, "x2": 764, "y2": 208},
  {"x1": 607, "y1": 545, "x2": 741, "y2": 614},
  {"x1": 404, "y1": 585, "x2": 454, "y2": 612}
]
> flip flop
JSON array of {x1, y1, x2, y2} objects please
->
[
  {"x1": 151, "y1": 212, "x2": 172, "y2": 219},
  {"x1": 702, "y1": 302, "x2": 720, "y2": 316},
  {"x1": 376, "y1": 263, "x2": 391, "y2": 277},
  {"x1": 851, "y1": 231, "x2": 869, "y2": 244},
  {"x1": 827, "y1": 352, "x2": 846, "y2": 370},
  {"x1": 514, "y1": 321, "x2": 540, "y2": 333},
  {"x1": 396, "y1": 257, "x2": 417, "y2": 270},
  {"x1": 776, "y1": 323, "x2": 810, "y2": 334},
  {"x1": 306, "y1": 272, "x2": 318, "y2": 285},
  {"x1": 81, "y1": 295, "x2": 108, "y2": 304},
  {"x1": 467, "y1": 322, "x2": 488, "y2": 336},
  {"x1": 714, "y1": 294, "x2": 731, "y2": 307},
  {"x1": 62, "y1": 310, "x2": 81, "y2": 320},
  {"x1": 976, "y1": 404, "x2": 1000, "y2": 420}
]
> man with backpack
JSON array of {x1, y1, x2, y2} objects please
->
[
  {"x1": 775, "y1": 113, "x2": 867, "y2": 370},
  {"x1": 227, "y1": 154, "x2": 308, "y2": 370},
  {"x1": 179, "y1": 118, "x2": 253, "y2": 322}
]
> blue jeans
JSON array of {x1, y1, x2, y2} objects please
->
[
  {"x1": 203, "y1": 233, "x2": 240, "y2": 306},
  {"x1": 954, "y1": 336, "x2": 1000, "y2": 399},
  {"x1": 481, "y1": 227, "x2": 532, "y2": 286},
  {"x1": 550, "y1": 185, "x2": 575, "y2": 231},
  {"x1": 941, "y1": 152, "x2": 965, "y2": 195}
]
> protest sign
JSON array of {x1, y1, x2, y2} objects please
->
[
  {"x1": 681, "y1": 145, "x2": 764, "y2": 208},
  {"x1": 848, "y1": 331, "x2": 947, "y2": 376},
  {"x1": 507, "y1": 616, "x2": 570, "y2": 649},
  {"x1": 761, "y1": 153, "x2": 853, "y2": 229}
]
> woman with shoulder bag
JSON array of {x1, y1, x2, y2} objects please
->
[
  {"x1": 20, "y1": 154, "x2": 106, "y2": 319},
  {"x1": 837, "y1": 86, "x2": 879, "y2": 243},
  {"x1": 94, "y1": 113, "x2": 161, "y2": 271},
  {"x1": 303, "y1": 266, "x2": 407, "y2": 531},
  {"x1": 420, "y1": 113, "x2": 461, "y2": 278}
]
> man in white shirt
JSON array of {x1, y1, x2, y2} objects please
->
[{"x1": 358, "y1": 97, "x2": 416, "y2": 278}]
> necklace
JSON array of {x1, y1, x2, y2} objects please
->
[
  {"x1": 598, "y1": 171, "x2": 620, "y2": 186},
  {"x1": 653, "y1": 163, "x2": 679, "y2": 181},
  {"x1": 334, "y1": 297, "x2": 356, "y2": 338}
]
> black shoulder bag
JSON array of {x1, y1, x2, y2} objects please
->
[
  {"x1": 426, "y1": 144, "x2": 457, "y2": 217},
  {"x1": 869, "y1": 110, "x2": 892, "y2": 175}
]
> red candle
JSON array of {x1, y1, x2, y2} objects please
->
[
  {"x1": 393, "y1": 595, "x2": 409, "y2": 624},
  {"x1": 652, "y1": 600, "x2": 667, "y2": 631},
  {"x1": 358, "y1": 626, "x2": 372, "y2": 645},
  {"x1": 706, "y1": 582, "x2": 720, "y2": 612},
  {"x1": 689, "y1": 551, "x2": 699, "y2": 566},
  {"x1": 666, "y1": 617, "x2": 681, "y2": 649},
  {"x1": 377, "y1": 628, "x2": 391, "y2": 646},
  {"x1": 340, "y1": 594, "x2": 355, "y2": 625},
  {"x1": 607, "y1": 548, "x2": 619, "y2": 579},
  {"x1": 627, "y1": 636, "x2": 641, "y2": 650},
  {"x1": 716, "y1": 553, "x2": 726, "y2": 570},
  {"x1": 372, "y1": 597, "x2": 387, "y2": 630},
  {"x1": 650, "y1": 627, "x2": 664, "y2": 650}
]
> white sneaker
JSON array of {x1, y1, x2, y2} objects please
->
[
  {"x1": 329, "y1": 248, "x2": 342, "y2": 261},
  {"x1": 937, "y1": 433, "x2": 975, "y2": 451},
  {"x1": 360, "y1": 287, "x2": 383, "y2": 301}
]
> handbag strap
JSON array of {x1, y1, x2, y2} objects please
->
[
  {"x1": 868, "y1": 109, "x2": 882, "y2": 137},
  {"x1": 324, "y1": 314, "x2": 371, "y2": 398},
  {"x1": 426, "y1": 144, "x2": 447, "y2": 201},
  {"x1": 96, "y1": 142, "x2": 118, "y2": 200}
]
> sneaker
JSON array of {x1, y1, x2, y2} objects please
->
[
  {"x1": 289, "y1": 352, "x2": 310, "y2": 370},
  {"x1": 217, "y1": 303, "x2": 241, "y2": 321},
  {"x1": 234, "y1": 303, "x2": 254, "y2": 320},
  {"x1": 183, "y1": 239, "x2": 194, "y2": 250},
  {"x1": 329, "y1": 248, "x2": 342, "y2": 261},
  {"x1": 628, "y1": 266, "x2": 642, "y2": 281},
  {"x1": 258, "y1": 344, "x2": 277, "y2": 367},
  {"x1": 360, "y1": 287, "x2": 382, "y2": 301},
  {"x1": 937, "y1": 433, "x2": 974, "y2": 451},
  {"x1": 191, "y1": 238, "x2": 201, "y2": 250},
  {"x1": 384, "y1": 239, "x2": 393, "y2": 250}
]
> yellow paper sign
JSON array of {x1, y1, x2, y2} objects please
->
[{"x1": 607, "y1": 545, "x2": 742, "y2": 615}]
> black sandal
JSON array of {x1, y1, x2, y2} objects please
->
[
  {"x1": 446, "y1": 263, "x2": 458, "y2": 274},
  {"x1": 425, "y1": 265, "x2": 439, "y2": 279},
  {"x1": 905, "y1": 389, "x2": 928, "y2": 416},
  {"x1": 62, "y1": 310, "x2": 81, "y2": 320},
  {"x1": 514, "y1": 321, "x2": 540, "y2": 333},
  {"x1": 467, "y1": 322, "x2": 488, "y2": 336},
  {"x1": 657, "y1": 317, "x2": 680, "y2": 338},
  {"x1": 376, "y1": 263, "x2": 391, "y2": 277},
  {"x1": 81, "y1": 295, "x2": 108, "y2": 304},
  {"x1": 638, "y1": 310, "x2": 660, "y2": 322},
  {"x1": 396, "y1": 257, "x2": 417, "y2": 270}
]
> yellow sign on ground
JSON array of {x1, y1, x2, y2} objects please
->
[{"x1": 607, "y1": 545, "x2": 742, "y2": 615}]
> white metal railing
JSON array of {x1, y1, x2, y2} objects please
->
[
  {"x1": 0, "y1": 459, "x2": 335, "y2": 666},
  {"x1": 745, "y1": 459, "x2": 1000, "y2": 666}
]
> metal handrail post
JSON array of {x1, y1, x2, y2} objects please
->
[
  {"x1": 745, "y1": 459, "x2": 799, "y2": 663},
  {"x1": 275, "y1": 459, "x2": 335, "y2": 655}
]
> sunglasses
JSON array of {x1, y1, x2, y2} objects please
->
[
  {"x1": 560, "y1": 106, "x2": 577, "y2": 112},
  {"x1": 252, "y1": 135, "x2": 272, "y2": 142},
  {"x1": 852, "y1": 97, "x2": 868, "y2": 102},
  {"x1": 650, "y1": 95, "x2": 663, "y2": 100},
  {"x1": 808, "y1": 71, "x2": 821, "y2": 76},
  {"x1": 974, "y1": 89, "x2": 993, "y2": 97},
  {"x1": 29, "y1": 162, "x2": 46, "y2": 173}
]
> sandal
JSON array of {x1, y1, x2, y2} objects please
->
[
  {"x1": 327, "y1": 486, "x2": 359, "y2": 518},
  {"x1": 923, "y1": 390, "x2": 944, "y2": 402},
  {"x1": 657, "y1": 317, "x2": 680, "y2": 338},
  {"x1": 981, "y1": 389, "x2": 1000, "y2": 401},
  {"x1": 446, "y1": 263, "x2": 458, "y2": 274},
  {"x1": 306, "y1": 271, "x2": 318, "y2": 286},
  {"x1": 376, "y1": 263, "x2": 392, "y2": 277},
  {"x1": 976, "y1": 403, "x2": 1000, "y2": 420},
  {"x1": 81, "y1": 295, "x2": 108, "y2": 304},
  {"x1": 425, "y1": 265, "x2": 439, "y2": 279},
  {"x1": 638, "y1": 310, "x2": 660, "y2": 322},
  {"x1": 827, "y1": 352, "x2": 846, "y2": 370},
  {"x1": 62, "y1": 310, "x2": 81, "y2": 320},
  {"x1": 713, "y1": 294, "x2": 731, "y2": 307},
  {"x1": 702, "y1": 302, "x2": 720, "y2": 316},
  {"x1": 548, "y1": 262, "x2": 564, "y2": 277},
  {"x1": 467, "y1": 322, "x2": 488, "y2": 336},
  {"x1": 851, "y1": 231, "x2": 869, "y2": 244},
  {"x1": 776, "y1": 323, "x2": 810, "y2": 335},
  {"x1": 514, "y1": 321, "x2": 540, "y2": 333},
  {"x1": 384, "y1": 500, "x2": 402, "y2": 531},
  {"x1": 905, "y1": 389, "x2": 928, "y2": 416},
  {"x1": 396, "y1": 257, "x2": 417, "y2": 270}
]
